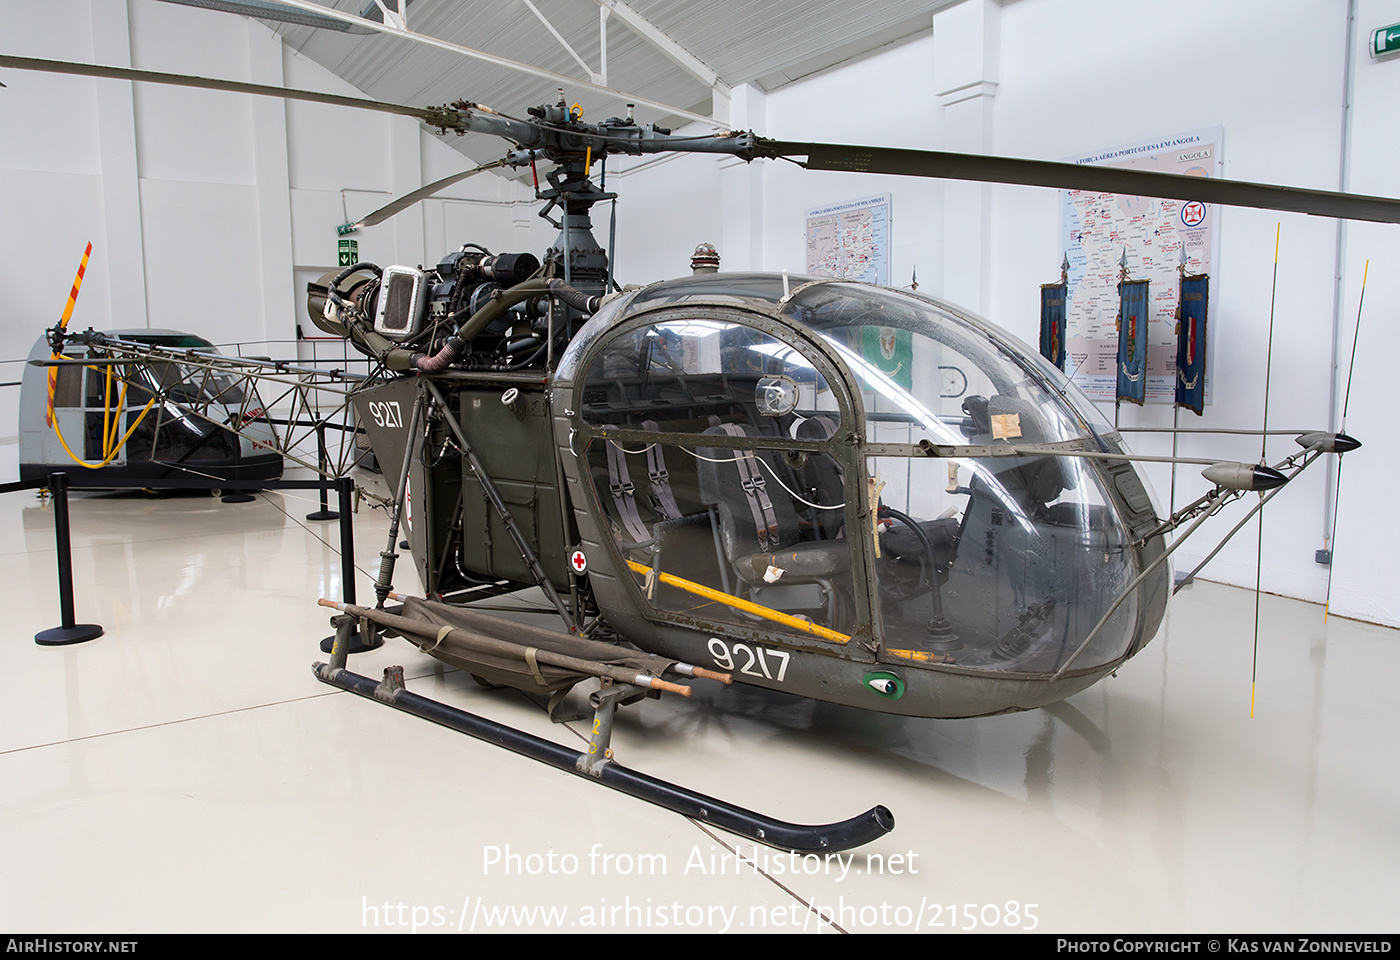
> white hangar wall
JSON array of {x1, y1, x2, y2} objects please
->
[
  {"x1": 984, "y1": 0, "x2": 1400, "y2": 632},
  {"x1": 613, "y1": 0, "x2": 1400, "y2": 627},
  {"x1": 983, "y1": 0, "x2": 1400, "y2": 630},
  {"x1": 0, "y1": 0, "x2": 540, "y2": 451}
]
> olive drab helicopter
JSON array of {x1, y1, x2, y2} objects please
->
[{"x1": 5, "y1": 52, "x2": 1390, "y2": 853}]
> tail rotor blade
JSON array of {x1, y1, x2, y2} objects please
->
[
  {"x1": 56, "y1": 241, "x2": 93, "y2": 335},
  {"x1": 47, "y1": 241, "x2": 93, "y2": 428}
]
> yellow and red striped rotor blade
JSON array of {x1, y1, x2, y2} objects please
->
[{"x1": 46, "y1": 241, "x2": 93, "y2": 428}]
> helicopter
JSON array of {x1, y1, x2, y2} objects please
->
[
  {"x1": 4, "y1": 50, "x2": 1390, "y2": 853},
  {"x1": 17, "y1": 326, "x2": 284, "y2": 488}
]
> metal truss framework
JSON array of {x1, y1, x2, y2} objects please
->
[{"x1": 52, "y1": 332, "x2": 382, "y2": 482}]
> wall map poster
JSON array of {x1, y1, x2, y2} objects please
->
[
  {"x1": 1061, "y1": 128, "x2": 1221, "y2": 403},
  {"x1": 805, "y1": 193, "x2": 891, "y2": 286}
]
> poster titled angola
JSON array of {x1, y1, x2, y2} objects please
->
[{"x1": 1061, "y1": 128, "x2": 1221, "y2": 404}]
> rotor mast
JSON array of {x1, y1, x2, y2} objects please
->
[{"x1": 426, "y1": 90, "x2": 754, "y2": 294}]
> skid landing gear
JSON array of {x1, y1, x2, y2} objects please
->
[{"x1": 313, "y1": 661, "x2": 895, "y2": 853}]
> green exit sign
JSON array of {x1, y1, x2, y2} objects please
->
[
  {"x1": 338, "y1": 238, "x2": 359, "y2": 267},
  {"x1": 1373, "y1": 23, "x2": 1400, "y2": 58}
]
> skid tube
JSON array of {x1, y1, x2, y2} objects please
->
[{"x1": 314, "y1": 662, "x2": 895, "y2": 853}]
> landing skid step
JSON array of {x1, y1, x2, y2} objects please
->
[{"x1": 313, "y1": 662, "x2": 895, "y2": 853}]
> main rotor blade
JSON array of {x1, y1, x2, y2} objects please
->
[
  {"x1": 0, "y1": 55, "x2": 448, "y2": 125},
  {"x1": 13, "y1": 55, "x2": 1398, "y2": 225},
  {"x1": 761, "y1": 141, "x2": 1400, "y2": 225},
  {"x1": 353, "y1": 158, "x2": 512, "y2": 227}
]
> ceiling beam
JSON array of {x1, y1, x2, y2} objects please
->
[
  {"x1": 518, "y1": 0, "x2": 601, "y2": 85},
  {"x1": 264, "y1": 0, "x2": 726, "y2": 126},
  {"x1": 595, "y1": 0, "x2": 731, "y2": 97}
]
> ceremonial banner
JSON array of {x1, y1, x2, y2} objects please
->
[
  {"x1": 1040, "y1": 282, "x2": 1067, "y2": 371},
  {"x1": 1117, "y1": 279, "x2": 1150, "y2": 405},
  {"x1": 1175, "y1": 273, "x2": 1208, "y2": 415}
]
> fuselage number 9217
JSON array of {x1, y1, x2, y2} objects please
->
[{"x1": 707, "y1": 637, "x2": 791, "y2": 683}]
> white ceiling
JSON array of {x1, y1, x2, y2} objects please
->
[{"x1": 260, "y1": 0, "x2": 955, "y2": 164}]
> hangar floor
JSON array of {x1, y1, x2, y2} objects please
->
[{"x1": 1, "y1": 462, "x2": 1397, "y2": 934}]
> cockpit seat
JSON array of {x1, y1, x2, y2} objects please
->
[
  {"x1": 793, "y1": 415, "x2": 846, "y2": 539},
  {"x1": 697, "y1": 423, "x2": 849, "y2": 591},
  {"x1": 960, "y1": 394, "x2": 1074, "y2": 511},
  {"x1": 880, "y1": 518, "x2": 960, "y2": 573},
  {"x1": 731, "y1": 541, "x2": 852, "y2": 583}
]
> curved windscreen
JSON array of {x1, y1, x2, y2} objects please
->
[{"x1": 783, "y1": 283, "x2": 1149, "y2": 675}]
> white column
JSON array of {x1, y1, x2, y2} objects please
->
[
  {"x1": 933, "y1": 0, "x2": 1000, "y2": 315},
  {"x1": 90, "y1": 0, "x2": 148, "y2": 328},
  {"x1": 719, "y1": 83, "x2": 765, "y2": 271},
  {"x1": 248, "y1": 23, "x2": 295, "y2": 343}
]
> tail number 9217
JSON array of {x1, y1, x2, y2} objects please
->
[{"x1": 707, "y1": 638, "x2": 791, "y2": 683}]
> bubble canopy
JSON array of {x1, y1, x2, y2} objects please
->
[{"x1": 557, "y1": 276, "x2": 1166, "y2": 685}]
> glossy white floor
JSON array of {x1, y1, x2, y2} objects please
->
[{"x1": 1, "y1": 463, "x2": 1396, "y2": 934}]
